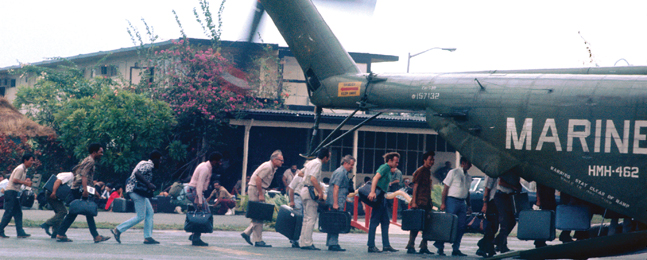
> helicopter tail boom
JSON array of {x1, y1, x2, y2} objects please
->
[{"x1": 260, "y1": 0, "x2": 361, "y2": 89}]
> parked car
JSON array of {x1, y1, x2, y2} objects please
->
[{"x1": 468, "y1": 176, "x2": 538, "y2": 212}]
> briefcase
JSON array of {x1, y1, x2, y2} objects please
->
[
  {"x1": 184, "y1": 211, "x2": 214, "y2": 233},
  {"x1": 402, "y1": 209, "x2": 426, "y2": 231},
  {"x1": 319, "y1": 210, "x2": 351, "y2": 234},
  {"x1": 357, "y1": 182, "x2": 384, "y2": 208},
  {"x1": 517, "y1": 210, "x2": 555, "y2": 241},
  {"x1": 276, "y1": 205, "x2": 303, "y2": 240},
  {"x1": 43, "y1": 173, "x2": 73, "y2": 202},
  {"x1": 556, "y1": 205, "x2": 591, "y2": 231},
  {"x1": 69, "y1": 199, "x2": 98, "y2": 216},
  {"x1": 422, "y1": 211, "x2": 458, "y2": 243},
  {"x1": 246, "y1": 201, "x2": 274, "y2": 221},
  {"x1": 112, "y1": 198, "x2": 128, "y2": 212},
  {"x1": 44, "y1": 175, "x2": 58, "y2": 192}
]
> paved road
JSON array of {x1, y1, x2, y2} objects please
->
[{"x1": 0, "y1": 209, "x2": 645, "y2": 259}]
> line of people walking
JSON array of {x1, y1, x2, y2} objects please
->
[{"x1": 3, "y1": 144, "x2": 479, "y2": 256}]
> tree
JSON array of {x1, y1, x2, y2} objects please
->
[
  {"x1": 127, "y1": 0, "x2": 279, "y2": 162},
  {"x1": 55, "y1": 88, "x2": 176, "y2": 180}
]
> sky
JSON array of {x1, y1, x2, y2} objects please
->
[{"x1": 2, "y1": 0, "x2": 647, "y2": 74}]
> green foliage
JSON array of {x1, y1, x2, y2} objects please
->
[
  {"x1": 54, "y1": 88, "x2": 176, "y2": 179},
  {"x1": 431, "y1": 184, "x2": 443, "y2": 209},
  {"x1": 12, "y1": 62, "x2": 108, "y2": 129}
]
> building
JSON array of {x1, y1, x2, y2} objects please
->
[{"x1": 0, "y1": 39, "x2": 481, "y2": 192}]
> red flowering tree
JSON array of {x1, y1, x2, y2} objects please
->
[{"x1": 128, "y1": 0, "x2": 281, "y2": 162}]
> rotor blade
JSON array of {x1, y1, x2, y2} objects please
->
[{"x1": 246, "y1": 0, "x2": 265, "y2": 42}]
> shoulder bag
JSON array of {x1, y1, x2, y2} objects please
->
[{"x1": 69, "y1": 199, "x2": 98, "y2": 216}]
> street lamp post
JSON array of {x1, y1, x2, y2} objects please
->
[{"x1": 407, "y1": 47, "x2": 456, "y2": 73}]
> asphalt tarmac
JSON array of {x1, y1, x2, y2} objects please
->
[{"x1": 0, "y1": 209, "x2": 645, "y2": 259}]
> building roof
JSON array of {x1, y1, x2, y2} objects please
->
[
  {"x1": 0, "y1": 39, "x2": 398, "y2": 72},
  {"x1": 0, "y1": 97, "x2": 56, "y2": 137},
  {"x1": 237, "y1": 108, "x2": 429, "y2": 129}
]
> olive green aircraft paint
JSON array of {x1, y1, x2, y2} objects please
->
[{"x1": 260, "y1": 0, "x2": 647, "y2": 225}]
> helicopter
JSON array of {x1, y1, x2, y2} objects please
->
[{"x1": 256, "y1": 0, "x2": 647, "y2": 258}]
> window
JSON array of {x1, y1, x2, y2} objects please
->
[
  {"x1": 10, "y1": 79, "x2": 15, "y2": 87},
  {"x1": 100, "y1": 65, "x2": 118, "y2": 77},
  {"x1": 0, "y1": 87, "x2": 5, "y2": 97}
]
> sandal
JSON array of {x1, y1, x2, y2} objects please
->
[
  {"x1": 94, "y1": 235, "x2": 111, "y2": 243},
  {"x1": 57, "y1": 236, "x2": 73, "y2": 242},
  {"x1": 144, "y1": 238, "x2": 160, "y2": 244}
]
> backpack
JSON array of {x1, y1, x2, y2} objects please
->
[{"x1": 168, "y1": 182, "x2": 183, "y2": 198}]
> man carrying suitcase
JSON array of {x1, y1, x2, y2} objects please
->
[
  {"x1": 434, "y1": 157, "x2": 472, "y2": 256},
  {"x1": 493, "y1": 175, "x2": 521, "y2": 253},
  {"x1": 241, "y1": 150, "x2": 283, "y2": 247},
  {"x1": 325, "y1": 155, "x2": 355, "y2": 251},
  {"x1": 299, "y1": 148, "x2": 330, "y2": 250},
  {"x1": 56, "y1": 143, "x2": 111, "y2": 243},
  {"x1": 476, "y1": 176, "x2": 499, "y2": 257},
  {"x1": 40, "y1": 171, "x2": 74, "y2": 238},
  {"x1": 366, "y1": 152, "x2": 400, "y2": 253},
  {"x1": 287, "y1": 167, "x2": 305, "y2": 247},
  {"x1": 405, "y1": 151, "x2": 435, "y2": 254}
]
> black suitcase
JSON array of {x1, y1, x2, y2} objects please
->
[
  {"x1": 246, "y1": 201, "x2": 274, "y2": 221},
  {"x1": 127, "y1": 199, "x2": 135, "y2": 212},
  {"x1": 402, "y1": 209, "x2": 426, "y2": 231},
  {"x1": 20, "y1": 190, "x2": 35, "y2": 208},
  {"x1": 422, "y1": 212, "x2": 458, "y2": 243},
  {"x1": 150, "y1": 197, "x2": 158, "y2": 213},
  {"x1": 517, "y1": 210, "x2": 555, "y2": 241},
  {"x1": 319, "y1": 210, "x2": 351, "y2": 234},
  {"x1": 556, "y1": 205, "x2": 591, "y2": 231},
  {"x1": 357, "y1": 182, "x2": 384, "y2": 208},
  {"x1": 112, "y1": 198, "x2": 128, "y2": 212},
  {"x1": 156, "y1": 196, "x2": 175, "y2": 213},
  {"x1": 276, "y1": 205, "x2": 303, "y2": 240}
]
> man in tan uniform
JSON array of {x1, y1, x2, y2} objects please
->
[{"x1": 241, "y1": 150, "x2": 284, "y2": 247}]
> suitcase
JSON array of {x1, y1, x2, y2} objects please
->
[
  {"x1": 357, "y1": 183, "x2": 384, "y2": 208},
  {"x1": 517, "y1": 210, "x2": 555, "y2": 241},
  {"x1": 402, "y1": 209, "x2": 426, "y2": 231},
  {"x1": 556, "y1": 205, "x2": 591, "y2": 231},
  {"x1": 20, "y1": 190, "x2": 35, "y2": 208},
  {"x1": 156, "y1": 196, "x2": 175, "y2": 213},
  {"x1": 150, "y1": 197, "x2": 158, "y2": 213},
  {"x1": 319, "y1": 210, "x2": 351, "y2": 234},
  {"x1": 112, "y1": 198, "x2": 128, "y2": 212},
  {"x1": 422, "y1": 212, "x2": 458, "y2": 243},
  {"x1": 246, "y1": 201, "x2": 274, "y2": 221},
  {"x1": 127, "y1": 199, "x2": 135, "y2": 212},
  {"x1": 275, "y1": 205, "x2": 303, "y2": 240}
]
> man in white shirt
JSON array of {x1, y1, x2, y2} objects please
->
[
  {"x1": 434, "y1": 157, "x2": 472, "y2": 256},
  {"x1": 476, "y1": 176, "x2": 499, "y2": 257},
  {"x1": 299, "y1": 148, "x2": 330, "y2": 250},
  {"x1": 282, "y1": 165, "x2": 297, "y2": 194},
  {"x1": 287, "y1": 168, "x2": 304, "y2": 248},
  {"x1": 493, "y1": 175, "x2": 521, "y2": 253},
  {"x1": 40, "y1": 172, "x2": 75, "y2": 238},
  {"x1": 0, "y1": 154, "x2": 34, "y2": 238}
]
